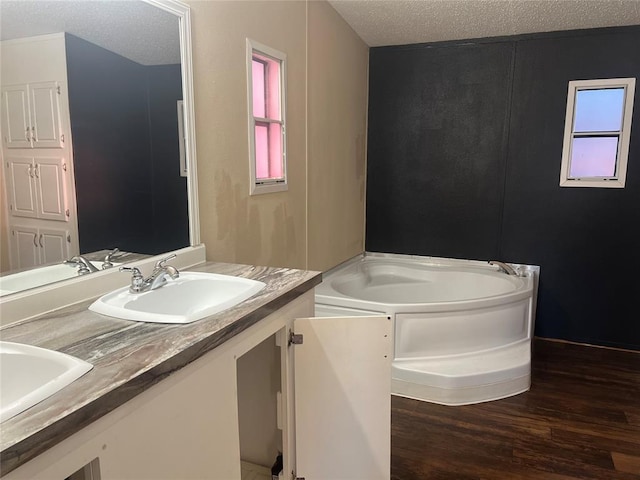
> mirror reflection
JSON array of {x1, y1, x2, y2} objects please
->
[{"x1": 0, "y1": 0, "x2": 191, "y2": 295}]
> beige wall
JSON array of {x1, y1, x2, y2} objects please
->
[
  {"x1": 307, "y1": 1, "x2": 368, "y2": 271},
  {"x1": 188, "y1": 0, "x2": 368, "y2": 271}
]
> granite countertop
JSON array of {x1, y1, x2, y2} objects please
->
[{"x1": 0, "y1": 261, "x2": 321, "y2": 476}]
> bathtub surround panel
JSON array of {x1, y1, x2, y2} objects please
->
[{"x1": 366, "y1": 26, "x2": 640, "y2": 350}]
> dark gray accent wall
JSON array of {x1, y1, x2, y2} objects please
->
[
  {"x1": 366, "y1": 26, "x2": 640, "y2": 350},
  {"x1": 146, "y1": 64, "x2": 189, "y2": 253},
  {"x1": 66, "y1": 34, "x2": 188, "y2": 255},
  {"x1": 66, "y1": 34, "x2": 152, "y2": 254},
  {"x1": 367, "y1": 42, "x2": 515, "y2": 260}
]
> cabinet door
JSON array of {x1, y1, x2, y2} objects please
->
[
  {"x1": 5, "y1": 157, "x2": 38, "y2": 218},
  {"x1": 10, "y1": 225, "x2": 40, "y2": 270},
  {"x1": 293, "y1": 315, "x2": 392, "y2": 480},
  {"x1": 29, "y1": 82, "x2": 63, "y2": 148},
  {"x1": 34, "y1": 157, "x2": 67, "y2": 221},
  {"x1": 1, "y1": 85, "x2": 32, "y2": 148},
  {"x1": 38, "y1": 227, "x2": 69, "y2": 264}
]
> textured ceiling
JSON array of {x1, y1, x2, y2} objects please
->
[
  {"x1": 2, "y1": 1, "x2": 638, "y2": 63},
  {"x1": 328, "y1": 0, "x2": 640, "y2": 46},
  {"x1": 0, "y1": 1, "x2": 180, "y2": 65}
]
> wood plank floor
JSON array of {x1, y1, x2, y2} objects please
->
[{"x1": 391, "y1": 338, "x2": 640, "y2": 479}]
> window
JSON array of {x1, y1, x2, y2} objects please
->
[
  {"x1": 560, "y1": 78, "x2": 635, "y2": 188},
  {"x1": 246, "y1": 39, "x2": 287, "y2": 195}
]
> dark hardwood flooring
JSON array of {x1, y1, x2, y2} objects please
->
[{"x1": 391, "y1": 338, "x2": 640, "y2": 479}]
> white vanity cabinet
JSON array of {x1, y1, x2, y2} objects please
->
[
  {"x1": 10, "y1": 224, "x2": 70, "y2": 270},
  {"x1": 3, "y1": 291, "x2": 392, "y2": 480},
  {"x1": 1, "y1": 81, "x2": 64, "y2": 149}
]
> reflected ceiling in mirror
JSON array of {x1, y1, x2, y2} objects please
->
[
  {"x1": 0, "y1": 0, "x2": 195, "y2": 295},
  {"x1": 1, "y1": 1, "x2": 180, "y2": 65}
]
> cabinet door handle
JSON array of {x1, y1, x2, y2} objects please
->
[
  {"x1": 33, "y1": 233, "x2": 38, "y2": 247},
  {"x1": 33, "y1": 164, "x2": 39, "y2": 178},
  {"x1": 25, "y1": 126, "x2": 30, "y2": 141},
  {"x1": 28, "y1": 165, "x2": 34, "y2": 178},
  {"x1": 39, "y1": 234, "x2": 44, "y2": 248},
  {"x1": 31, "y1": 126, "x2": 36, "y2": 141}
]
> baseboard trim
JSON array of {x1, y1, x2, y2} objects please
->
[{"x1": 534, "y1": 336, "x2": 640, "y2": 354}]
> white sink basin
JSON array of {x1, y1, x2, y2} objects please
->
[
  {"x1": 89, "y1": 272, "x2": 266, "y2": 324},
  {"x1": 0, "y1": 342, "x2": 93, "y2": 423}
]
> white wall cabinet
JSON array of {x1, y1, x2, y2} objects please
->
[
  {"x1": 5, "y1": 157, "x2": 68, "y2": 221},
  {"x1": 1, "y1": 81, "x2": 64, "y2": 149},
  {"x1": 3, "y1": 292, "x2": 392, "y2": 480},
  {"x1": 10, "y1": 224, "x2": 69, "y2": 270},
  {"x1": 1, "y1": 35, "x2": 80, "y2": 269}
]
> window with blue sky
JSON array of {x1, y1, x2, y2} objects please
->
[{"x1": 560, "y1": 78, "x2": 635, "y2": 188}]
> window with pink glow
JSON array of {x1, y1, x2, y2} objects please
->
[
  {"x1": 560, "y1": 78, "x2": 635, "y2": 188},
  {"x1": 247, "y1": 39, "x2": 287, "y2": 195}
]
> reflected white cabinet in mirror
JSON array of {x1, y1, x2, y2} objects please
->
[{"x1": 0, "y1": 0, "x2": 200, "y2": 301}]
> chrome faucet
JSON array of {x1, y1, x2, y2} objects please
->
[
  {"x1": 120, "y1": 254, "x2": 180, "y2": 293},
  {"x1": 64, "y1": 255, "x2": 100, "y2": 275},
  {"x1": 102, "y1": 248, "x2": 121, "y2": 269},
  {"x1": 488, "y1": 260, "x2": 518, "y2": 276}
]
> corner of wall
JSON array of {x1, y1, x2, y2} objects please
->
[{"x1": 306, "y1": 0, "x2": 369, "y2": 272}]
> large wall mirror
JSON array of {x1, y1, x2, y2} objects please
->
[{"x1": 0, "y1": 0, "x2": 199, "y2": 297}]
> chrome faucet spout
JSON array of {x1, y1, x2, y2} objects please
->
[
  {"x1": 488, "y1": 260, "x2": 518, "y2": 276},
  {"x1": 64, "y1": 255, "x2": 100, "y2": 275},
  {"x1": 120, "y1": 255, "x2": 180, "y2": 293},
  {"x1": 147, "y1": 264, "x2": 180, "y2": 290}
]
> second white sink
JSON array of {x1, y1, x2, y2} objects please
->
[
  {"x1": 89, "y1": 272, "x2": 266, "y2": 324},
  {"x1": 0, "y1": 342, "x2": 93, "y2": 423}
]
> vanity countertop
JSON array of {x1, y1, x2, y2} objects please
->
[{"x1": 0, "y1": 261, "x2": 321, "y2": 476}]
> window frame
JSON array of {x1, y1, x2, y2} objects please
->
[
  {"x1": 559, "y1": 77, "x2": 636, "y2": 188},
  {"x1": 246, "y1": 38, "x2": 287, "y2": 195}
]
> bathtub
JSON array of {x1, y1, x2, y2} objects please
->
[{"x1": 315, "y1": 253, "x2": 539, "y2": 406}]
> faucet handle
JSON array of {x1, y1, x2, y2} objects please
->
[
  {"x1": 120, "y1": 266, "x2": 145, "y2": 292},
  {"x1": 154, "y1": 254, "x2": 177, "y2": 269}
]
